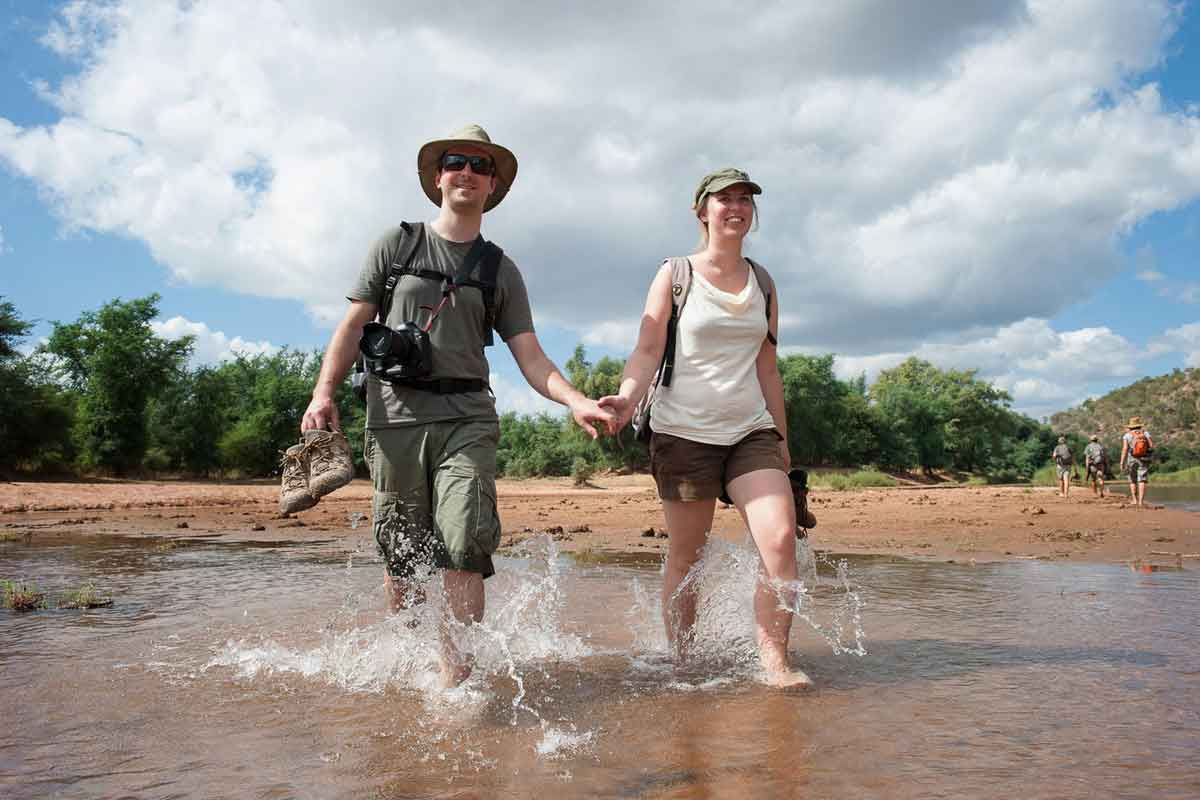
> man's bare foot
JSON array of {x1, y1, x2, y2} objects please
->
[{"x1": 439, "y1": 657, "x2": 473, "y2": 689}]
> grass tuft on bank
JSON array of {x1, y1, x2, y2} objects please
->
[
  {"x1": 58, "y1": 583, "x2": 114, "y2": 609},
  {"x1": 2, "y1": 580, "x2": 46, "y2": 611},
  {"x1": 811, "y1": 470, "x2": 897, "y2": 491}
]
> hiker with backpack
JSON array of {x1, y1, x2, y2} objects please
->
[
  {"x1": 1052, "y1": 436, "x2": 1074, "y2": 498},
  {"x1": 299, "y1": 125, "x2": 614, "y2": 688},
  {"x1": 1083, "y1": 435, "x2": 1108, "y2": 498},
  {"x1": 1119, "y1": 416, "x2": 1155, "y2": 508},
  {"x1": 597, "y1": 168, "x2": 812, "y2": 689}
]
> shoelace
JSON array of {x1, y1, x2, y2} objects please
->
[{"x1": 279, "y1": 444, "x2": 315, "y2": 491}]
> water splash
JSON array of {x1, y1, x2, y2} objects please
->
[
  {"x1": 535, "y1": 723, "x2": 596, "y2": 758},
  {"x1": 206, "y1": 536, "x2": 590, "y2": 702},
  {"x1": 624, "y1": 534, "x2": 867, "y2": 676}
]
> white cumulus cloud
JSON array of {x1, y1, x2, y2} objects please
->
[
  {"x1": 150, "y1": 316, "x2": 277, "y2": 365},
  {"x1": 832, "y1": 317, "x2": 1149, "y2": 418}
]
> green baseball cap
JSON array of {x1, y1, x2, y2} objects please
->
[{"x1": 693, "y1": 167, "x2": 762, "y2": 210}]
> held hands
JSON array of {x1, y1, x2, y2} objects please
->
[
  {"x1": 595, "y1": 394, "x2": 634, "y2": 432},
  {"x1": 569, "y1": 396, "x2": 620, "y2": 439}
]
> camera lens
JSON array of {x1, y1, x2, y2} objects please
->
[{"x1": 360, "y1": 323, "x2": 394, "y2": 358}]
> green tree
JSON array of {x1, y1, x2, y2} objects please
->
[
  {"x1": 870, "y1": 358, "x2": 1015, "y2": 473},
  {"x1": 563, "y1": 344, "x2": 645, "y2": 470},
  {"x1": 146, "y1": 365, "x2": 234, "y2": 474},
  {"x1": 0, "y1": 299, "x2": 77, "y2": 472},
  {"x1": 214, "y1": 349, "x2": 320, "y2": 476},
  {"x1": 778, "y1": 354, "x2": 878, "y2": 466},
  {"x1": 45, "y1": 295, "x2": 193, "y2": 474}
]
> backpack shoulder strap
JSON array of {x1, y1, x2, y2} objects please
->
[
  {"x1": 448, "y1": 236, "x2": 503, "y2": 347},
  {"x1": 379, "y1": 221, "x2": 426, "y2": 322},
  {"x1": 660, "y1": 257, "x2": 692, "y2": 388},
  {"x1": 475, "y1": 243, "x2": 503, "y2": 347},
  {"x1": 746, "y1": 257, "x2": 777, "y2": 347}
]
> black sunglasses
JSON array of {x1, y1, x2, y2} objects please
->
[{"x1": 440, "y1": 152, "x2": 495, "y2": 176}]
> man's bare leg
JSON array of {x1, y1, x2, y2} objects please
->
[
  {"x1": 384, "y1": 573, "x2": 426, "y2": 613},
  {"x1": 439, "y1": 569, "x2": 484, "y2": 688}
]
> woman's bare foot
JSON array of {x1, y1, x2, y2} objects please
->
[{"x1": 759, "y1": 643, "x2": 814, "y2": 690}]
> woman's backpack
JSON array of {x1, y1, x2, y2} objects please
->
[{"x1": 1129, "y1": 429, "x2": 1152, "y2": 458}]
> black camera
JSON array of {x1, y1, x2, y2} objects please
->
[{"x1": 358, "y1": 321, "x2": 433, "y2": 381}]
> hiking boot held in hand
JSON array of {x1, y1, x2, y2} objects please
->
[
  {"x1": 305, "y1": 429, "x2": 354, "y2": 498},
  {"x1": 280, "y1": 443, "x2": 318, "y2": 514},
  {"x1": 789, "y1": 468, "x2": 817, "y2": 537}
]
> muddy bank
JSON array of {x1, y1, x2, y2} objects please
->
[{"x1": 1, "y1": 476, "x2": 1197, "y2": 567}]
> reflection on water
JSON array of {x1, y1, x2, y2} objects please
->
[
  {"x1": 2, "y1": 533, "x2": 1198, "y2": 799},
  {"x1": 1105, "y1": 482, "x2": 1200, "y2": 512}
]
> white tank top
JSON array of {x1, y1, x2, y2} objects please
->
[{"x1": 650, "y1": 264, "x2": 775, "y2": 445}]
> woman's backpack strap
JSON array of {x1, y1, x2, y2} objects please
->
[
  {"x1": 746, "y1": 257, "x2": 777, "y2": 347},
  {"x1": 661, "y1": 257, "x2": 693, "y2": 388}
]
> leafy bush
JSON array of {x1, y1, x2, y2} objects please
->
[{"x1": 571, "y1": 457, "x2": 595, "y2": 486}]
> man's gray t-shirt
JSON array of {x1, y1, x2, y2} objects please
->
[
  {"x1": 1084, "y1": 442, "x2": 1105, "y2": 464},
  {"x1": 347, "y1": 224, "x2": 534, "y2": 428}
]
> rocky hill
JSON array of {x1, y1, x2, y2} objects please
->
[{"x1": 1050, "y1": 368, "x2": 1200, "y2": 463}]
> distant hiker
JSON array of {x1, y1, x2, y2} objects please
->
[
  {"x1": 1119, "y1": 416, "x2": 1155, "y2": 508},
  {"x1": 1052, "y1": 436, "x2": 1074, "y2": 497},
  {"x1": 1083, "y1": 435, "x2": 1108, "y2": 498},
  {"x1": 299, "y1": 124, "x2": 613, "y2": 688},
  {"x1": 597, "y1": 168, "x2": 811, "y2": 689}
]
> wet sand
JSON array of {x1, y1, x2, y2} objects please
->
[{"x1": 3, "y1": 475, "x2": 1197, "y2": 567}]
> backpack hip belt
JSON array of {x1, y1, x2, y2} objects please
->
[{"x1": 391, "y1": 376, "x2": 488, "y2": 395}]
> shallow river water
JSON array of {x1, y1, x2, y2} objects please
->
[{"x1": 2, "y1": 531, "x2": 1197, "y2": 799}]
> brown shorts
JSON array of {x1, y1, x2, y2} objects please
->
[{"x1": 650, "y1": 428, "x2": 786, "y2": 502}]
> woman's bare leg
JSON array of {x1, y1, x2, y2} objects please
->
[
  {"x1": 727, "y1": 468, "x2": 811, "y2": 688},
  {"x1": 661, "y1": 498, "x2": 715, "y2": 660}
]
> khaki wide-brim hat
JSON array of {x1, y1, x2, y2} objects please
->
[
  {"x1": 417, "y1": 124, "x2": 518, "y2": 213},
  {"x1": 1126, "y1": 416, "x2": 1144, "y2": 429},
  {"x1": 1090, "y1": 435, "x2": 1099, "y2": 441}
]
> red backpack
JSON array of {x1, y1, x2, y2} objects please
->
[{"x1": 1129, "y1": 429, "x2": 1152, "y2": 458}]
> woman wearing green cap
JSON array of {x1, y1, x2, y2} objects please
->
[{"x1": 599, "y1": 169, "x2": 810, "y2": 688}]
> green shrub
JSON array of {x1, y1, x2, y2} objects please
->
[
  {"x1": 570, "y1": 457, "x2": 594, "y2": 486},
  {"x1": 1030, "y1": 464, "x2": 1059, "y2": 486}
]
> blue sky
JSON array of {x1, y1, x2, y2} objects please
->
[{"x1": 2, "y1": 1, "x2": 1199, "y2": 420}]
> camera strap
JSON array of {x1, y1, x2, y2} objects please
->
[{"x1": 353, "y1": 222, "x2": 426, "y2": 393}]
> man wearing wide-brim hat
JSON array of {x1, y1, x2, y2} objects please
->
[
  {"x1": 1119, "y1": 416, "x2": 1155, "y2": 508},
  {"x1": 301, "y1": 124, "x2": 614, "y2": 687}
]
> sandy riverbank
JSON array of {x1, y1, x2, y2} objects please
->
[{"x1": 2, "y1": 476, "x2": 1197, "y2": 568}]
